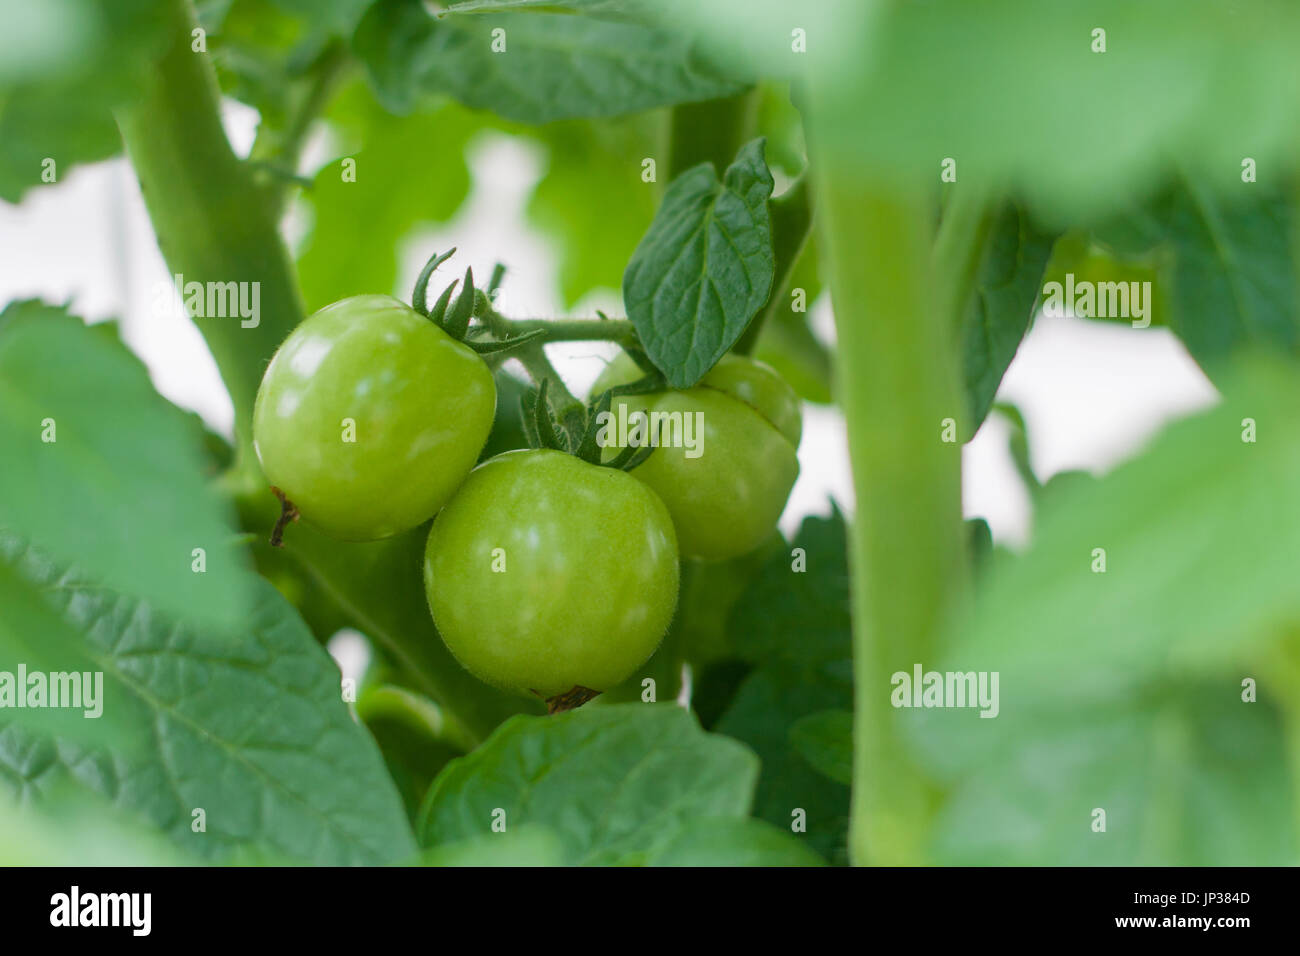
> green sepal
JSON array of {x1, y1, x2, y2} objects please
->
[
  {"x1": 465, "y1": 328, "x2": 547, "y2": 356},
  {"x1": 427, "y1": 280, "x2": 458, "y2": 328},
  {"x1": 532, "y1": 378, "x2": 568, "y2": 452},
  {"x1": 412, "y1": 248, "x2": 457, "y2": 316},
  {"x1": 443, "y1": 267, "x2": 476, "y2": 341},
  {"x1": 519, "y1": 390, "x2": 541, "y2": 448},
  {"x1": 574, "y1": 389, "x2": 614, "y2": 464}
]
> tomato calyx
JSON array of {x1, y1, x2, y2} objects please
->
[
  {"x1": 521, "y1": 373, "x2": 667, "y2": 472},
  {"x1": 410, "y1": 248, "x2": 546, "y2": 358},
  {"x1": 539, "y1": 685, "x2": 602, "y2": 714}
]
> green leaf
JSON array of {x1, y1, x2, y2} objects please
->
[
  {"x1": 0, "y1": 790, "x2": 191, "y2": 866},
  {"x1": 418, "y1": 704, "x2": 759, "y2": 865},
  {"x1": 297, "y1": 80, "x2": 478, "y2": 311},
  {"x1": 0, "y1": 301, "x2": 253, "y2": 628},
  {"x1": 354, "y1": 0, "x2": 743, "y2": 121},
  {"x1": 0, "y1": 539, "x2": 416, "y2": 866},
  {"x1": 946, "y1": 359, "x2": 1300, "y2": 708},
  {"x1": 0, "y1": 554, "x2": 117, "y2": 744},
  {"x1": 960, "y1": 205, "x2": 1059, "y2": 438},
  {"x1": 804, "y1": 0, "x2": 1300, "y2": 221},
  {"x1": 417, "y1": 824, "x2": 566, "y2": 866},
  {"x1": 908, "y1": 359, "x2": 1300, "y2": 861},
  {"x1": 789, "y1": 710, "x2": 852, "y2": 786},
  {"x1": 645, "y1": 817, "x2": 825, "y2": 866},
  {"x1": 1092, "y1": 176, "x2": 1300, "y2": 376},
  {"x1": 914, "y1": 684, "x2": 1297, "y2": 865},
  {"x1": 624, "y1": 138, "x2": 775, "y2": 386},
  {"x1": 715, "y1": 511, "x2": 853, "y2": 864},
  {"x1": 0, "y1": 0, "x2": 166, "y2": 202}
]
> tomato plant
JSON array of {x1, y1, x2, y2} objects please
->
[{"x1": 4, "y1": 0, "x2": 1300, "y2": 887}]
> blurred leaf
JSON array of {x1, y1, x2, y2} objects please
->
[
  {"x1": 960, "y1": 205, "x2": 1058, "y2": 439},
  {"x1": 715, "y1": 510, "x2": 853, "y2": 864},
  {"x1": 417, "y1": 824, "x2": 566, "y2": 866},
  {"x1": 205, "y1": 0, "x2": 328, "y2": 127},
  {"x1": 624, "y1": 138, "x2": 775, "y2": 386},
  {"x1": 810, "y1": 0, "x2": 1300, "y2": 222},
  {"x1": 645, "y1": 816, "x2": 825, "y2": 866},
  {"x1": 965, "y1": 517, "x2": 994, "y2": 574},
  {"x1": 946, "y1": 358, "x2": 1300, "y2": 708},
  {"x1": 269, "y1": 0, "x2": 374, "y2": 32},
  {"x1": 444, "y1": 0, "x2": 644, "y2": 12},
  {"x1": 914, "y1": 684, "x2": 1297, "y2": 865},
  {"x1": 0, "y1": 301, "x2": 253, "y2": 628},
  {"x1": 0, "y1": 789, "x2": 191, "y2": 866},
  {"x1": 354, "y1": 0, "x2": 743, "y2": 121},
  {"x1": 650, "y1": 0, "x2": 1300, "y2": 222},
  {"x1": 418, "y1": 704, "x2": 758, "y2": 865},
  {"x1": 0, "y1": 540, "x2": 416, "y2": 866},
  {"x1": 526, "y1": 117, "x2": 658, "y2": 306},
  {"x1": 1092, "y1": 175, "x2": 1300, "y2": 376},
  {"x1": 756, "y1": 81, "x2": 808, "y2": 179},
  {"x1": 1040, "y1": 232, "x2": 1168, "y2": 328},
  {"x1": 0, "y1": 0, "x2": 166, "y2": 202},
  {"x1": 789, "y1": 709, "x2": 852, "y2": 785},
  {"x1": 297, "y1": 80, "x2": 478, "y2": 311}
]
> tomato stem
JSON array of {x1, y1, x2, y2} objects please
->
[
  {"x1": 114, "y1": 0, "x2": 306, "y2": 465},
  {"x1": 811, "y1": 143, "x2": 967, "y2": 864}
]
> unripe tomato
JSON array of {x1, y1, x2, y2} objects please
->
[
  {"x1": 591, "y1": 353, "x2": 802, "y2": 561},
  {"x1": 423, "y1": 449, "x2": 679, "y2": 700},
  {"x1": 253, "y1": 295, "x2": 495, "y2": 540}
]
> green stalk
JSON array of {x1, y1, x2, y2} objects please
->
[
  {"x1": 931, "y1": 183, "x2": 997, "y2": 337},
  {"x1": 813, "y1": 154, "x2": 967, "y2": 864},
  {"x1": 665, "y1": 90, "x2": 760, "y2": 181},
  {"x1": 508, "y1": 317, "x2": 638, "y2": 346},
  {"x1": 114, "y1": 0, "x2": 304, "y2": 465}
]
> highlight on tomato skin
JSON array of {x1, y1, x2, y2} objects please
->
[{"x1": 252, "y1": 294, "x2": 496, "y2": 542}]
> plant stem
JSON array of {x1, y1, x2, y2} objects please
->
[
  {"x1": 114, "y1": 0, "x2": 304, "y2": 464},
  {"x1": 513, "y1": 344, "x2": 584, "y2": 417},
  {"x1": 931, "y1": 183, "x2": 997, "y2": 339},
  {"x1": 813, "y1": 153, "x2": 967, "y2": 865},
  {"x1": 248, "y1": 40, "x2": 352, "y2": 220},
  {"x1": 735, "y1": 175, "x2": 813, "y2": 355},
  {"x1": 666, "y1": 89, "x2": 760, "y2": 181},
  {"x1": 508, "y1": 317, "x2": 638, "y2": 346}
]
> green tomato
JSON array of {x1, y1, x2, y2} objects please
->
[
  {"x1": 253, "y1": 294, "x2": 495, "y2": 540},
  {"x1": 591, "y1": 353, "x2": 802, "y2": 561},
  {"x1": 424, "y1": 449, "x2": 679, "y2": 700}
]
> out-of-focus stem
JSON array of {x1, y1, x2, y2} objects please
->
[{"x1": 812, "y1": 149, "x2": 967, "y2": 864}]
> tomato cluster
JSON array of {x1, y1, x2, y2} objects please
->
[{"x1": 252, "y1": 295, "x2": 802, "y2": 707}]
